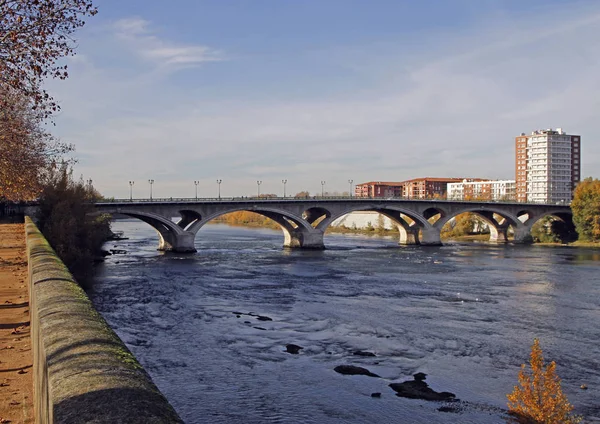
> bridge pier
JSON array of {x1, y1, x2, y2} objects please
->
[
  {"x1": 284, "y1": 228, "x2": 325, "y2": 249},
  {"x1": 397, "y1": 224, "x2": 419, "y2": 245},
  {"x1": 512, "y1": 225, "x2": 533, "y2": 244},
  {"x1": 489, "y1": 225, "x2": 509, "y2": 243},
  {"x1": 420, "y1": 227, "x2": 442, "y2": 246},
  {"x1": 398, "y1": 229, "x2": 419, "y2": 245},
  {"x1": 157, "y1": 231, "x2": 197, "y2": 253}
]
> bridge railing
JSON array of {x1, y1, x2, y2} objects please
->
[{"x1": 95, "y1": 196, "x2": 571, "y2": 206}]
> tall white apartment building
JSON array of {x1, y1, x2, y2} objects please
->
[
  {"x1": 447, "y1": 179, "x2": 516, "y2": 201},
  {"x1": 515, "y1": 128, "x2": 581, "y2": 203}
]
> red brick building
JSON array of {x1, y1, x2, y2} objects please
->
[
  {"x1": 354, "y1": 178, "x2": 465, "y2": 199},
  {"x1": 401, "y1": 177, "x2": 465, "y2": 199},
  {"x1": 354, "y1": 182, "x2": 404, "y2": 198}
]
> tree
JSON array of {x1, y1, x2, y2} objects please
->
[
  {"x1": 0, "y1": 0, "x2": 97, "y2": 116},
  {"x1": 571, "y1": 178, "x2": 600, "y2": 242},
  {"x1": 0, "y1": 86, "x2": 72, "y2": 201},
  {"x1": 531, "y1": 216, "x2": 577, "y2": 244},
  {"x1": 36, "y1": 163, "x2": 111, "y2": 285},
  {"x1": 507, "y1": 339, "x2": 581, "y2": 424},
  {"x1": 294, "y1": 191, "x2": 310, "y2": 198}
]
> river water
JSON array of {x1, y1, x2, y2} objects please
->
[{"x1": 89, "y1": 220, "x2": 600, "y2": 423}]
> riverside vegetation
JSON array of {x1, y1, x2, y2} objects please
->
[
  {"x1": 1, "y1": 0, "x2": 100, "y2": 286},
  {"x1": 507, "y1": 339, "x2": 581, "y2": 424},
  {"x1": 35, "y1": 164, "x2": 111, "y2": 285},
  {"x1": 212, "y1": 209, "x2": 495, "y2": 241}
]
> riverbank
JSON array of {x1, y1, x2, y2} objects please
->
[
  {"x1": 535, "y1": 240, "x2": 600, "y2": 248},
  {"x1": 0, "y1": 223, "x2": 33, "y2": 423}
]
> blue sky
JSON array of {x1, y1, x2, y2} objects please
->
[{"x1": 47, "y1": 0, "x2": 600, "y2": 198}]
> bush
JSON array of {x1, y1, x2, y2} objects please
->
[
  {"x1": 507, "y1": 339, "x2": 581, "y2": 424},
  {"x1": 35, "y1": 163, "x2": 111, "y2": 286}
]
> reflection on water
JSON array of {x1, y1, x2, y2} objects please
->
[{"x1": 89, "y1": 221, "x2": 600, "y2": 424}]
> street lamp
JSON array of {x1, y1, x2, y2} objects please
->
[
  {"x1": 216, "y1": 179, "x2": 222, "y2": 199},
  {"x1": 321, "y1": 180, "x2": 326, "y2": 197},
  {"x1": 194, "y1": 180, "x2": 199, "y2": 200},
  {"x1": 282, "y1": 179, "x2": 287, "y2": 198},
  {"x1": 257, "y1": 180, "x2": 262, "y2": 197},
  {"x1": 129, "y1": 181, "x2": 134, "y2": 201},
  {"x1": 87, "y1": 178, "x2": 93, "y2": 188},
  {"x1": 348, "y1": 179, "x2": 353, "y2": 198},
  {"x1": 148, "y1": 179, "x2": 154, "y2": 200}
]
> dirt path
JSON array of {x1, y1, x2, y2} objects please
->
[{"x1": 0, "y1": 223, "x2": 33, "y2": 424}]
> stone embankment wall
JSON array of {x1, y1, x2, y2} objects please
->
[{"x1": 25, "y1": 217, "x2": 182, "y2": 423}]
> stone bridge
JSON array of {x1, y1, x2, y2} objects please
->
[{"x1": 94, "y1": 198, "x2": 572, "y2": 253}]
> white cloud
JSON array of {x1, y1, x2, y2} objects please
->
[{"x1": 113, "y1": 17, "x2": 222, "y2": 67}]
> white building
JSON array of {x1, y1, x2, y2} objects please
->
[
  {"x1": 447, "y1": 179, "x2": 516, "y2": 201},
  {"x1": 515, "y1": 128, "x2": 581, "y2": 203}
]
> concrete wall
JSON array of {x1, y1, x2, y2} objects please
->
[{"x1": 25, "y1": 217, "x2": 183, "y2": 423}]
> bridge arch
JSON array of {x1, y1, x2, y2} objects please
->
[
  {"x1": 187, "y1": 206, "x2": 323, "y2": 249},
  {"x1": 435, "y1": 206, "x2": 525, "y2": 243},
  {"x1": 527, "y1": 210, "x2": 573, "y2": 228},
  {"x1": 317, "y1": 205, "x2": 438, "y2": 245},
  {"x1": 303, "y1": 207, "x2": 331, "y2": 228},
  {"x1": 177, "y1": 210, "x2": 202, "y2": 231},
  {"x1": 91, "y1": 209, "x2": 197, "y2": 252},
  {"x1": 423, "y1": 207, "x2": 446, "y2": 225}
]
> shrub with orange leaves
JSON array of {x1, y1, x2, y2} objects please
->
[{"x1": 507, "y1": 338, "x2": 581, "y2": 424}]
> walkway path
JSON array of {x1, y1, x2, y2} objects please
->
[{"x1": 0, "y1": 223, "x2": 33, "y2": 423}]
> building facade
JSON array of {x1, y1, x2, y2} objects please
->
[
  {"x1": 515, "y1": 128, "x2": 580, "y2": 203},
  {"x1": 354, "y1": 182, "x2": 404, "y2": 198},
  {"x1": 355, "y1": 178, "x2": 467, "y2": 199},
  {"x1": 447, "y1": 179, "x2": 516, "y2": 201},
  {"x1": 401, "y1": 177, "x2": 464, "y2": 199}
]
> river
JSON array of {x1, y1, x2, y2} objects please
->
[{"x1": 89, "y1": 220, "x2": 600, "y2": 423}]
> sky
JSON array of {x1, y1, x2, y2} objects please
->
[{"x1": 46, "y1": 0, "x2": 600, "y2": 199}]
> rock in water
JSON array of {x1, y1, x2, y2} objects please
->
[
  {"x1": 389, "y1": 373, "x2": 456, "y2": 401},
  {"x1": 285, "y1": 344, "x2": 304, "y2": 354},
  {"x1": 334, "y1": 365, "x2": 380, "y2": 378},
  {"x1": 353, "y1": 350, "x2": 376, "y2": 357},
  {"x1": 413, "y1": 372, "x2": 427, "y2": 382},
  {"x1": 256, "y1": 316, "x2": 273, "y2": 321}
]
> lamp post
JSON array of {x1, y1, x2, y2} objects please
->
[
  {"x1": 129, "y1": 181, "x2": 134, "y2": 201},
  {"x1": 257, "y1": 180, "x2": 262, "y2": 197},
  {"x1": 282, "y1": 179, "x2": 287, "y2": 198},
  {"x1": 148, "y1": 179, "x2": 154, "y2": 200},
  {"x1": 216, "y1": 179, "x2": 222, "y2": 199},
  {"x1": 194, "y1": 180, "x2": 199, "y2": 200},
  {"x1": 348, "y1": 179, "x2": 353, "y2": 198},
  {"x1": 321, "y1": 180, "x2": 326, "y2": 197},
  {"x1": 86, "y1": 179, "x2": 93, "y2": 192}
]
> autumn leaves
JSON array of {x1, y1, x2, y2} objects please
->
[{"x1": 1, "y1": 0, "x2": 97, "y2": 202}]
